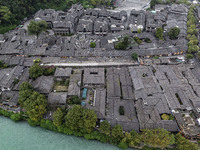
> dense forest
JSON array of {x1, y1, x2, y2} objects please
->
[{"x1": 0, "y1": 0, "x2": 112, "y2": 34}]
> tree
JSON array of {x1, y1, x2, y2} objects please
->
[
  {"x1": 68, "y1": 96, "x2": 81, "y2": 105},
  {"x1": 178, "y1": 0, "x2": 189, "y2": 4},
  {"x1": 188, "y1": 39, "x2": 198, "y2": 47},
  {"x1": 0, "y1": 60, "x2": 7, "y2": 68},
  {"x1": 129, "y1": 130, "x2": 141, "y2": 147},
  {"x1": 137, "y1": 28, "x2": 142, "y2": 33},
  {"x1": 134, "y1": 36, "x2": 142, "y2": 44},
  {"x1": 65, "y1": 105, "x2": 97, "y2": 133},
  {"x1": 28, "y1": 20, "x2": 47, "y2": 37},
  {"x1": 19, "y1": 82, "x2": 47, "y2": 122},
  {"x1": 186, "y1": 54, "x2": 194, "y2": 59},
  {"x1": 141, "y1": 128, "x2": 175, "y2": 149},
  {"x1": 188, "y1": 45, "x2": 199, "y2": 53},
  {"x1": 82, "y1": 109, "x2": 97, "y2": 133},
  {"x1": 175, "y1": 133, "x2": 198, "y2": 150},
  {"x1": 100, "y1": 120, "x2": 111, "y2": 136},
  {"x1": 23, "y1": 91, "x2": 47, "y2": 122},
  {"x1": 0, "y1": 6, "x2": 12, "y2": 24},
  {"x1": 18, "y1": 82, "x2": 34, "y2": 107},
  {"x1": 187, "y1": 25, "x2": 197, "y2": 35},
  {"x1": 132, "y1": 53, "x2": 138, "y2": 61},
  {"x1": 155, "y1": 27, "x2": 164, "y2": 40},
  {"x1": 115, "y1": 36, "x2": 130, "y2": 50},
  {"x1": 168, "y1": 27, "x2": 180, "y2": 39},
  {"x1": 90, "y1": 42, "x2": 96, "y2": 48},
  {"x1": 197, "y1": 51, "x2": 200, "y2": 59},
  {"x1": 91, "y1": 0, "x2": 102, "y2": 6},
  {"x1": 161, "y1": 114, "x2": 169, "y2": 120},
  {"x1": 29, "y1": 63, "x2": 43, "y2": 79},
  {"x1": 65, "y1": 105, "x2": 83, "y2": 131},
  {"x1": 150, "y1": 0, "x2": 163, "y2": 8},
  {"x1": 53, "y1": 107, "x2": 64, "y2": 128},
  {"x1": 10, "y1": 113, "x2": 22, "y2": 121},
  {"x1": 27, "y1": 103, "x2": 47, "y2": 122},
  {"x1": 111, "y1": 124, "x2": 124, "y2": 141}
]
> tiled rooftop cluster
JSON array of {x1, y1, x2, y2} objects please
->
[
  {"x1": 0, "y1": 4, "x2": 188, "y2": 59},
  {"x1": 1, "y1": 63, "x2": 200, "y2": 137}
]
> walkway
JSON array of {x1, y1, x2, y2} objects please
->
[{"x1": 42, "y1": 61, "x2": 138, "y2": 67}]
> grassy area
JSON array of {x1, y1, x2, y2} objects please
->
[
  {"x1": 54, "y1": 86, "x2": 68, "y2": 92},
  {"x1": 0, "y1": 25, "x2": 17, "y2": 34},
  {"x1": 53, "y1": 79, "x2": 69, "y2": 92}
]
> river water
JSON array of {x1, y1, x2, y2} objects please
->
[{"x1": 0, "y1": 116, "x2": 135, "y2": 150}]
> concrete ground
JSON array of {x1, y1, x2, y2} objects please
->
[
  {"x1": 42, "y1": 61, "x2": 138, "y2": 67},
  {"x1": 113, "y1": 0, "x2": 151, "y2": 15}
]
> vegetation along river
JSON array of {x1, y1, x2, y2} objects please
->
[{"x1": 0, "y1": 116, "x2": 136, "y2": 150}]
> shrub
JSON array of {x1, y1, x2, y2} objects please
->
[
  {"x1": 27, "y1": 119, "x2": 40, "y2": 126},
  {"x1": 0, "y1": 60, "x2": 8, "y2": 68},
  {"x1": 186, "y1": 54, "x2": 194, "y2": 59},
  {"x1": 2, "y1": 110, "x2": 12, "y2": 117},
  {"x1": 68, "y1": 96, "x2": 81, "y2": 105},
  {"x1": 134, "y1": 37, "x2": 142, "y2": 44},
  {"x1": 29, "y1": 63, "x2": 43, "y2": 79},
  {"x1": 161, "y1": 114, "x2": 170, "y2": 120},
  {"x1": 132, "y1": 53, "x2": 138, "y2": 61},
  {"x1": 33, "y1": 58, "x2": 41, "y2": 64},
  {"x1": 13, "y1": 78, "x2": 19, "y2": 85},
  {"x1": 118, "y1": 142, "x2": 128, "y2": 149},
  {"x1": 153, "y1": 56, "x2": 159, "y2": 59},
  {"x1": 137, "y1": 28, "x2": 142, "y2": 33},
  {"x1": 115, "y1": 36, "x2": 130, "y2": 50},
  {"x1": 90, "y1": 42, "x2": 96, "y2": 48},
  {"x1": 155, "y1": 27, "x2": 164, "y2": 40},
  {"x1": 168, "y1": 27, "x2": 180, "y2": 40},
  {"x1": 144, "y1": 38, "x2": 151, "y2": 43},
  {"x1": 10, "y1": 113, "x2": 22, "y2": 122},
  {"x1": 42, "y1": 66, "x2": 55, "y2": 76}
]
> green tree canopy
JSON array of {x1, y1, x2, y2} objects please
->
[
  {"x1": 91, "y1": 0, "x2": 111, "y2": 6},
  {"x1": 186, "y1": 54, "x2": 194, "y2": 59},
  {"x1": 155, "y1": 27, "x2": 164, "y2": 40},
  {"x1": 53, "y1": 107, "x2": 64, "y2": 128},
  {"x1": 175, "y1": 133, "x2": 198, "y2": 150},
  {"x1": 161, "y1": 114, "x2": 169, "y2": 120},
  {"x1": 141, "y1": 128, "x2": 175, "y2": 149},
  {"x1": 187, "y1": 24, "x2": 197, "y2": 35},
  {"x1": 115, "y1": 36, "x2": 130, "y2": 50},
  {"x1": 19, "y1": 82, "x2": 47, "y2": 122},
  {"x1": 28, "y1": 20, "x2": 47, "y2": 37},
  {"x1": 90, "y1": 41, "x2": 96, "y2": 48},
  {"x1": 188, "y1": 45, "x2": 199, "y2": 53},
  {"x1": 132, "y1": 53, "x2": 138, "y2": 61},
  {"x1": 65, "y1": 105, "x2": 97, "y2": 133},
  {"x1": 111, "y1": 124, "x2": 124, "y2": 141},
  {"x1": 168, "y1": 27, "x2": 180, "y2": 39},
  {"x1": 137, "y1": 28, "x2": 142, "y2": 33},
  {"x1": 150, "y1": 0, "x2": 163, "y2": 8},
  {"x1": 0, "y1": 6, "x2": 12, "y2": 24},
  {"x1": 18, "y1": 82, "x2": 34, "y2": 107},
  {"x1": 99, "y1": 120, "x2": 111, "y2": 136},
  {"x1": 29, "y1": 63, "x2": 43, "y2": 79},
  {"x1": 129, "y1": 130, "x2": 141, "y2": 147}
]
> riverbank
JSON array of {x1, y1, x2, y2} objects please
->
[
  {"x1": 0, "y1": 109, "x2": 138, "y2": 150},
  {"x1": 1, "y1": 107, "x2": 198, "y2": 150},
  {"x1": 0, "y1": 116, "x2": 131, "y2": 150}
]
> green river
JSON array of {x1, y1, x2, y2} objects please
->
[{"x1": 0, "y1": 116, "x2": 135, "y2": 150}]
